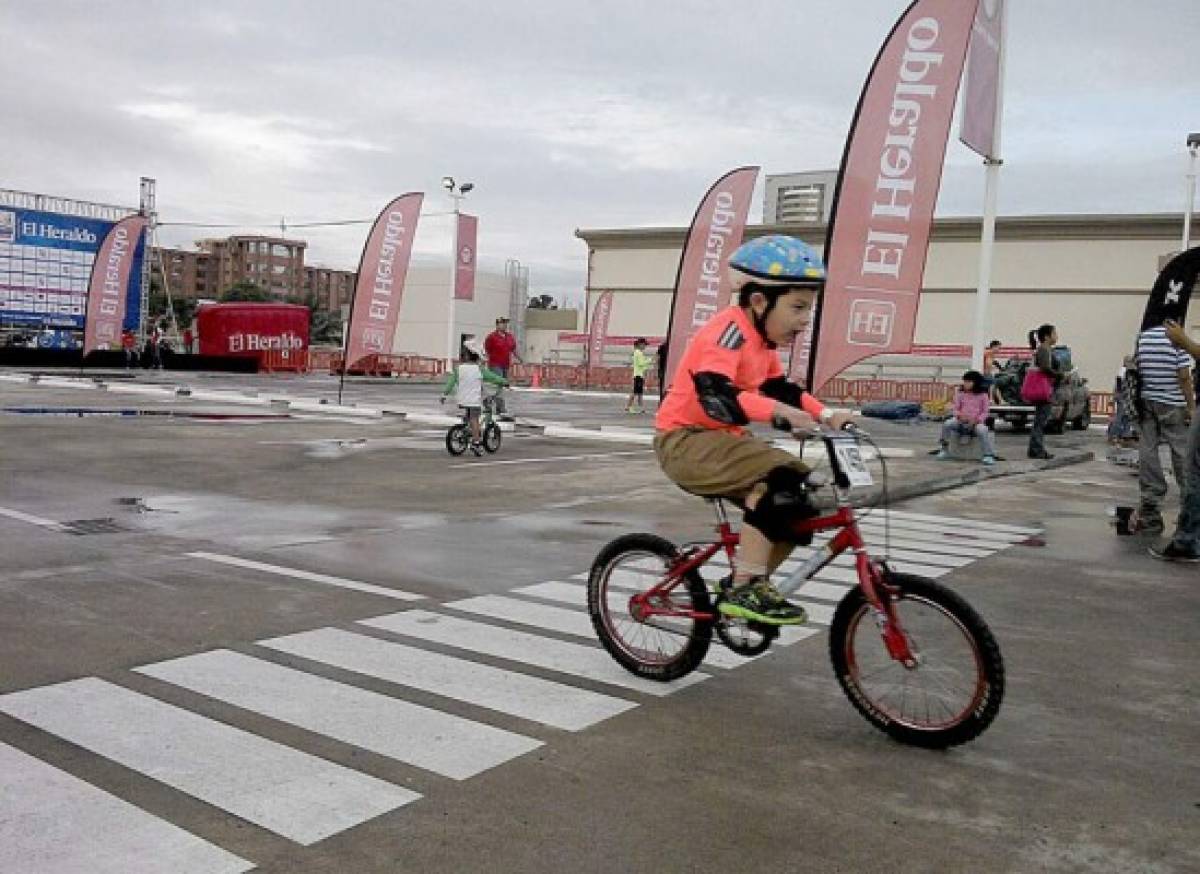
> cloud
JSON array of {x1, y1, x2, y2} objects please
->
[
  {"x1": 2, "y1": 0, "x2": 1197, "y2": 305},
  {"x1": 119, "y1": 101, "x2": 386, "y2": 170}
]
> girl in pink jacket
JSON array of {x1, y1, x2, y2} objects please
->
[{"x1": 937, "y1": 371, "x2": 996, "y2": 465}]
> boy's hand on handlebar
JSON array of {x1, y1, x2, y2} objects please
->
[
  {"x1": 826, "y1": 410, "x2": 855, "y2": 431},
  {"x1": 775, "y1": 405, "x2": 818, "y2": 433}
]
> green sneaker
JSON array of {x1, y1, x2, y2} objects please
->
[{"x1": 719, "y1": 579, "x2": 807, "y2": 626}]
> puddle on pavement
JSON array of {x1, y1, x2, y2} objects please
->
[{"x1": 114, "y1": 492, "x2": 446, "y2": 547}]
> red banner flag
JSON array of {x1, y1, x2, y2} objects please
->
[
  {"x1": 663, "y1": 166, "x2": 759, "y2": 390},
  {"x1": 344, "y1": 193, "x2": 423, "y2": 369},
  {"x1": 587, "y1": 289, "x2": 614, "y2": 368},
  {"x1": 454, "y1": 213, "x2": 477, "y2": 301},
  {"x1": 795, "y1": 0, "x2": 978, "y2": 392},
  {"x1": 82, "y1": 215, "x2": 147, "y2": 355},
  {"x1": 959, "y1": 0, "x2": 1004, "y2": 159}
]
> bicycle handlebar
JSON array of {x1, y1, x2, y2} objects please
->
[{"x1": 771, "y1": 416, "x2": 864, "y2": 438}]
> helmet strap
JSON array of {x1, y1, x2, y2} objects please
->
[{"x1": 748, "y1": 291, "x2": 778, "y2": 349}]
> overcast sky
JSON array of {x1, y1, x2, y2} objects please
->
[{"x1": 3, "y1": 1, "x2": 1197, "y2": 305}]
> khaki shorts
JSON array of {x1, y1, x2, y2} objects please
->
[{"x1": 654, "y1": 427, "x2": 808, "y2": 503}]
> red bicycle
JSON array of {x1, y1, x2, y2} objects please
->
[{"x1": 587, "y1": 426, "x2": 1005, "y2": 749}]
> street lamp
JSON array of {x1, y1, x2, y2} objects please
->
[
  {"x1": 1184, "y1": 133, "x2": 1200, "y2": 250},
  {"x1": 444, "y1": 176, "x2": 474, "y2": 367}
]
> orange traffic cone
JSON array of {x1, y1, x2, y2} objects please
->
[{"x1": 530, "y1": 369, "x2": 542, "y2": 389}]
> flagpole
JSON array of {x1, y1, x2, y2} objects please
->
[
  {"x1": 970, "y1": 0, "x2": 1008, "y2": 371},
  {"x1": 1183, "y1": 134, "x2": 1199, "y2": 250}
]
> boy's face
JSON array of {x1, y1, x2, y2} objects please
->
[{"x1": 751, "y1": 287, "x2": 818, "y2": 346}]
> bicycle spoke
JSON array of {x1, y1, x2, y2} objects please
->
[{"x1": 846, "y1": 593, "x2": 985, "y2": 731}]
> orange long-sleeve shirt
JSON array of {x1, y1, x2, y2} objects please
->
[{"x1": 656, "y1": 306, "x2": 824, "y2": 434}]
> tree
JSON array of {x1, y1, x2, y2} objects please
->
[
  {"x1": 222, "y1": 280, "x2": 272, "y2": 302},
  {"x1": 527, "y1": 293, "x2": 557, "y2": 310},
  {"x1": 302, "y1": 293, "x2": 344, "y2": 345}
]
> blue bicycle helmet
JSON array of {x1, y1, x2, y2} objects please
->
[
  {"x1": 729, "y1": 235, "x2": 825, "y2": 345},
  {"x1": 728, "y1": 234, "x2": 826, "y2": 293}
]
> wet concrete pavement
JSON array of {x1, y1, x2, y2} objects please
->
[{"x1": 0, "y1": 370, "x2": 1194, "y2": 873}]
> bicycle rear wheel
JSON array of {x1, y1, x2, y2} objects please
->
[
  {"x1": 829, "y1": 572, "x2": 1004, "y2": 749},
  {"x1": 445, "y1": 425, "x2": 469, "y2": 456},
  {"x1": 587, "y1": 533, "x2": 712, "y2": 681}
]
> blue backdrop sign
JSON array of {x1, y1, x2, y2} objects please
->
[{"x1": 0, "y1": 206, "x2": 145, "y2": 330}]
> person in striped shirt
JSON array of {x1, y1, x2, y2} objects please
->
[
  {"x1": 1134, "y1": 323, "x2": 1195, "y2": 536},
  {"x1": 1149, "y1": 320, "x2": 1200, "y2": 562}
]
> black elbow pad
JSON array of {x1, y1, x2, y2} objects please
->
[
  {"x1": 759, "y1": 375, "x2": 803, "y2": 407},
  {"x1": 692, "y1": 371, "x2": 749, "y2": 426}
]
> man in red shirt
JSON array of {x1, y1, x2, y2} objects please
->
[
  {"x1": 121, "y1": 328, "x2": 136, "y2": 369},
  {"x1": 655, "y1": 235, "x2": 851, "y2": 625},
  {"x1": 484, "y1": 317, "x2": 519, "y2": 378}
]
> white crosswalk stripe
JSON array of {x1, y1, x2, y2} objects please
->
[
  {"x1": 136, "y1": 649, "x2": 543, "y2": 780},
  {"x1": 0, "y1": 741, "x2": 253, "y2": 874},
  {"x1": 258, "y1": 627, "x2": 636, "y2": 731},
  {"x1": 361, "y1": 610, "x2": 708, "y2": 696},
  {"x1": 444, "y1": 593, "x2": 756, "y2": 669},
  {"x1": 0, "y1": 677, "x2": 418, "y2": 845}
]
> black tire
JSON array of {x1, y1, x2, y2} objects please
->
[
  {"x1": 483, "y1": 422, "x2": 502, "y2": 453},
  {"x1": 1009, "y1": 417, "x2": 1027, "y2": 433},
  {"x1": 829, "y1": 572, "x2": 1004, "y2": 749},
  {"x1": 445, "y1": 425, "x2": 469, "y2": 456},
  {"x1": 587, "y1": 533, "x2": 713, "y2": 681},
  {"x1": 1073, "y1": 405, "x2": 1092, "y2": 431}
]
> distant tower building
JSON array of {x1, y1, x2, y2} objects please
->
[{"x1": 764, "y1": 170, "x2": 838, "y2": 224}]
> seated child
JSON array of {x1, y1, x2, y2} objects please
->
[{"x1": 936, "y1": 370, "x2": 996, "y2": 465}]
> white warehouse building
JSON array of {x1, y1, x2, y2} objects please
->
[{"x1": 574, "y1": 213, "x2": 1193, "y2": 388}]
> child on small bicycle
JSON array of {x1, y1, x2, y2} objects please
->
[
  {"x1": 442, "y1": 339, "x2": 508, "y2": 455},
  {"x1": 654, "y1": 235, "x2": 852, "y2": 626}
]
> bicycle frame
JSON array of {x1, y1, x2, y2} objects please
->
[{"x1": 625, "y1": 434, "x2": 918, "y2": 666}]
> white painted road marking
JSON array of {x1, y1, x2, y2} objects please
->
[
  {"x1": 872, "y1": 508, "x2": 1040, "y2": 536},
  {"x1": 0, "y1": 677, "x2": 417, "y2": 845},
  {"x1": 0, "y1": 506, "x2": 67, "y2": 532},
  {"x1": 189, "y1": 552, "x2": 423, "y2": 601},
  {"x1": 0, "y1": 741, "x2": 253, "y2": 874},
  {"x1": 138, "y1": 649, "x2": 541, "y2": 780},
  {"x1": 361, "y1": 610, "x2": 708, "y2": 696},
  {"x1": 259, "y1": 627, "x2": 636, "y2": 731}
]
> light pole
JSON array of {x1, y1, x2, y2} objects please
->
[
  {"x1": 442, "y1": 176, "x2": 474, "y2": 368},
  {"x1": 1183, "y1": 133, "x2": 1200, "y2": 250}
]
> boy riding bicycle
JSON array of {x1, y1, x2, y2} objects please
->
[{"x1": 654, "y1": 235, "x2": 852, "y2": 626}]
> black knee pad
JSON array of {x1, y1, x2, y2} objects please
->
[{"x1": 743, "y1": 466, "x2": 817, "y2": 543}]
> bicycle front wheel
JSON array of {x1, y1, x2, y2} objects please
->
[
  {"x1": 587, "y1": 533, "x2": 712, "y2": 681},
  {"x1": 483, "y1": 422, "x2": 502, "y2": 453},
  {"x1": 829, "y1": 573, "x2": 1004, "y2": 749}
]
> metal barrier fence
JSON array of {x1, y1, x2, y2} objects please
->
[
  {"x1": 823, "y1": 377, "x2": 1114, "y2": 416},
  {"x1": 252, "y1": 353, "x2": 1115, "y2": 417}
]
